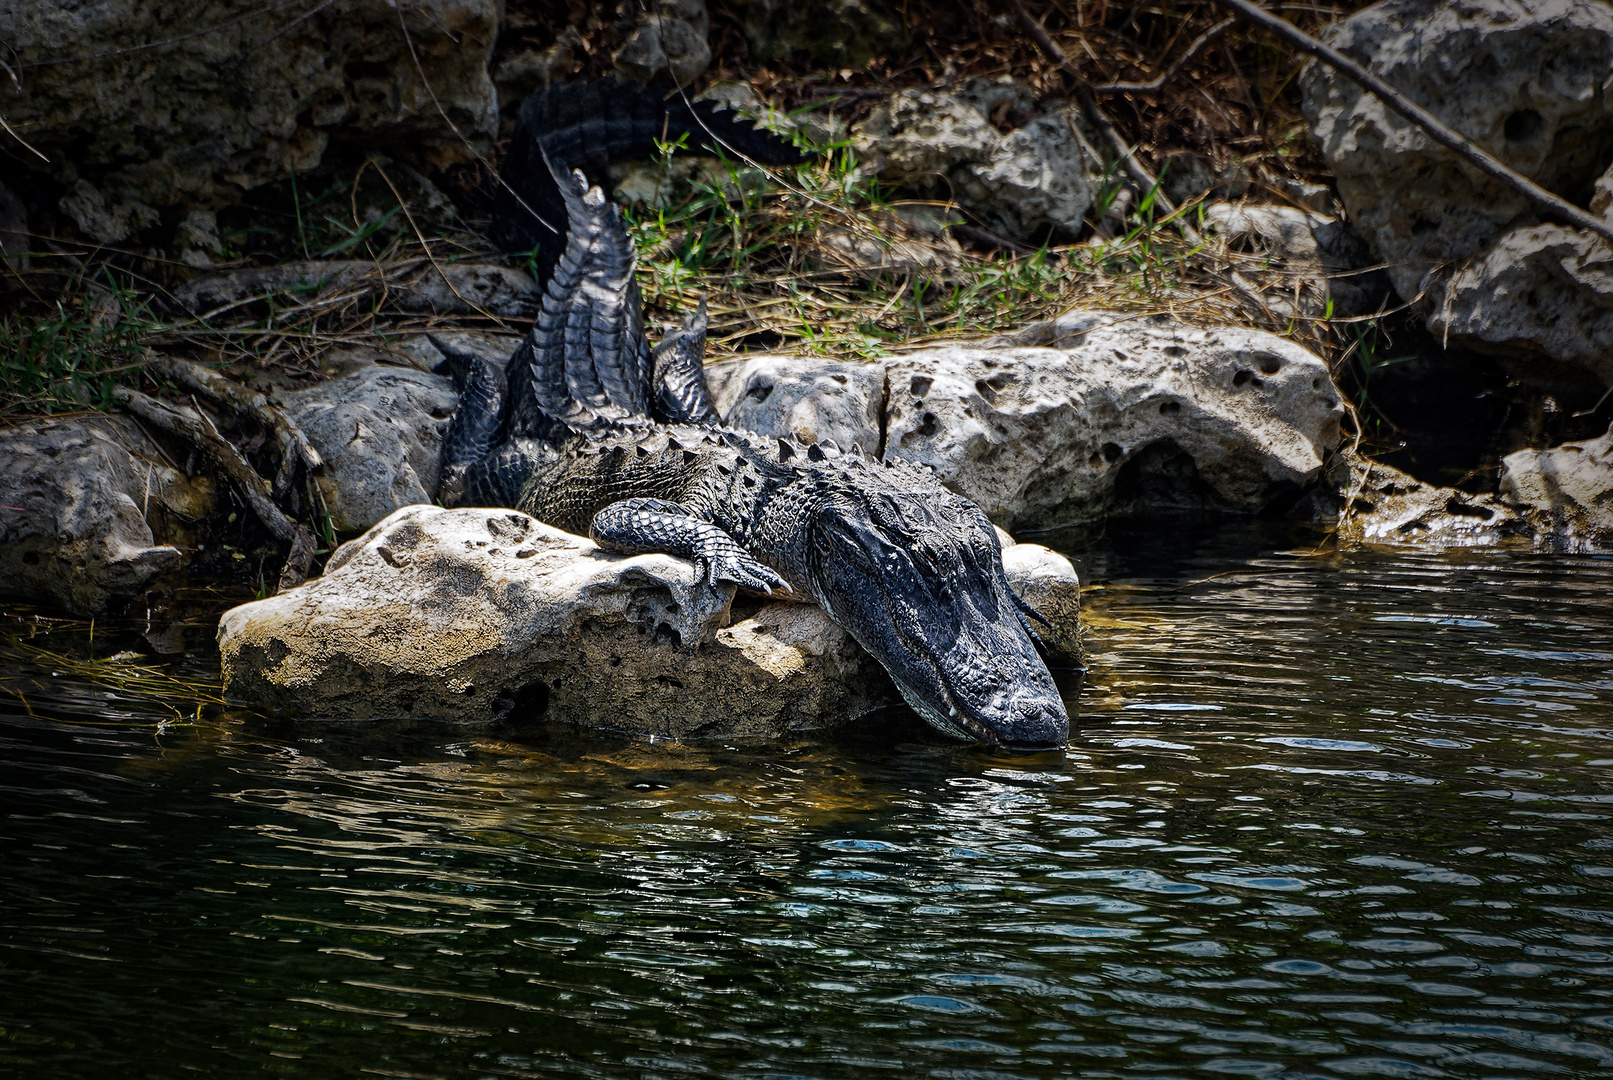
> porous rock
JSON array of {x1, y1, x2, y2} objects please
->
[
  {"x1": 853, "y1": 88, "x2": 1102, "y2": 242},
  {"x1": 216, "y1": 504, "x2": 886, "y2": 733},
  {"x1": 1300, "y1": 0, "x2": 1613, "y2": 384},
  {"x1": 1423, "y1": 225, "x2": 1613, "y2": 387},
  {"x1": 1499, "y1": 423, "x2": 1613, "y2": 550},
  {"x1": 1203, "y1": 203, "x2": 1387, "y2": 319},
  {"x1": 612, "y1": 0, "x2": 711, "y2": 87},
  {"x1": 1, "y1": 0, "x2": 498, "y2": 231},
  {"x1": 217, "y1": 503, "x2": 1082, "y2": 733},
  {"x1": 277, "y1": 357, "x2": 458, "y2": 534},
  {"x1": 0, "y1": 416, "x2": 213, "y2": 613},
  {"x1": 709, "y1": 313, "x2": 1346, "y2": 530},
  {"x1": 1332, "y1": 456, "x2": 1534, "y2": 547}
]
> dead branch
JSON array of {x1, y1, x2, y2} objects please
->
[
  {"x1": 1091, "y1": 17, "x2": 1237, "y2": 95},
  {"x1": 143, "y1": 353, "x2": 323, "y2": 497},
  {"x1": 112, "y1": 386, "x2": 316, "y2": 589},
  {"x1": 1207, "y1": 0, "x2": 1613, "y2": 249}
]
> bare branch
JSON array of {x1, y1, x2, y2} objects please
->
[
  {"x1": 1092, "y1": 18, "x2": 1237, "y2": 95},
  {"x1": 1207, "y1": 0, "x2": 1613, "y2": 249},
  {"x1": 113, "y1": 386, "x2": 316, "y2": 589}
]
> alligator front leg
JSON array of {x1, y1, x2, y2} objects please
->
[{"x1": 589, "y1": 498, "x2": 791, "y2": 597}]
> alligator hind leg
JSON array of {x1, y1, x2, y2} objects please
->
[{"x1": 590, "y1": 498, "x2": 791, "y2": 597}]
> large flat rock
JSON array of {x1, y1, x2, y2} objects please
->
[{"x1": 217, "y1": 504, "x2": 1081, "y2": 735}]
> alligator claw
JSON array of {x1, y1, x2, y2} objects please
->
[{"x1": 705, "y1": 554, "x2": 791, "y2": 598}]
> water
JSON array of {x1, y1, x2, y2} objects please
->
[{"x1": 4, "y1": 524, "x2": 1613, "y2": 1079}]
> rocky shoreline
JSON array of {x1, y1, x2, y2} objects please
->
[{"x1": 3, "y1": 0, "x2": 1613, "y2": 731}]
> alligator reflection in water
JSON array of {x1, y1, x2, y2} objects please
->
[{"x1": 3, "y1": 525, "x2": 1613, "y2": 1079}]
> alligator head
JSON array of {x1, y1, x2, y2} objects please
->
[{"x1": 804, "y1": 482, "x2": 1070, "y2": 748}]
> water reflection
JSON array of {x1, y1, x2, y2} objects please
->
[{"x1": 3, "y1": 529, "x2": 1613, "y2": 1078}]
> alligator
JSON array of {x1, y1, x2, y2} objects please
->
[{"x1": 437, "y1": 80, "x2": 1070, "y2": 748}]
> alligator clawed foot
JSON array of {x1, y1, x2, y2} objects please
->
[{"x1": 705, "y1": 554, "x2": 792, "y2": 598}]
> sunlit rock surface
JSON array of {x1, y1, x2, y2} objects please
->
[
  {"x1": 710, "y1": 313, "x2": 1346, "y2": 531},
  {"x1": 0, "y1": 416, "x2": 213, "y2": 613},
  {"x1": 1499, "y1": 424, "x2": 1613, "y2": 550},
  {"x1": 1300, "y1": 0, "x2": 1613, "y2": 386},
  {"x1": 277, "y1": 356, "x2": 458, "y2": 534},
  {"x1": 217, "y1": 504, "x2": 1081, "y2": 734}
]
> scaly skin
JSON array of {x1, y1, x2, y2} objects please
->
[
  {"x1": 443, "y1": 86, "x2": 1069, "y2": 748},
  {"x1": 456, "y1": 423, "x2": 1070, "y2": 748}
]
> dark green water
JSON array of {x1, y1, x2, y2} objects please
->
[{"x1": 4, "y1": 525, "x2": 1612, "y2": 1079}]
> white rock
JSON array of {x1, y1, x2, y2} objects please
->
[
  {"x1": 1001, "y1": 542, "x2": 1082, "y2": 659},
  {"x1": 1499, "y1": 423, "x2": 1613, "y2": 549},
  {"x1": 708, "y1": 314, "x2": 1346, "y2": 530},
  {"x1": 707, "y1": 354, "x2": 885, "y2": 451},
  {"x1": 853, "y1": 89, "x2": 999, "y2": 180},
  {"x1": 1333, "y1": 456, "x2": 1533, "y2": 547},
  {"x1": 0, "y1": 416, "x2": 214, "y2": 613},
  {"x1": 952, "y1": 112, "x2": 1096, "y2": 240},
  {"x1": 278, "y1": 359, "x2": 458, "y2": 534},
  {"x1": 1299, "y1": 0, "x2": 1613, "y2": 384},
  {"x1": 217, "y1": 504, "x2": 1082, "y2": 733},
  {"x1": 1425, "y1": 223, "x2": 1613, "y2": 387}
]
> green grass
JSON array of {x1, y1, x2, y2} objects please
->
[{"x1": 0, "y1": 274, "x2": 162, "y2": 415}]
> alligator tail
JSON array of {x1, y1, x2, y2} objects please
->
[{"x1": 491, "y1": 77, "x2": 813, "y2": 282}]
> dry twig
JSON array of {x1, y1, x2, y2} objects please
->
[{"x1": 112, "y1": 386, "x2": 316, "y2": 589}]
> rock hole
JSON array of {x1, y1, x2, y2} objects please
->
[
  {"x1": 1444, "y1": 497, "x2": 1495, "y2": 521},
  {"x1": 745, "y1": 381, "x2": 773, "y2": 405},
  {"x1": 974, "y1": 379, "x2": 999, "y2": 404},
  {"x1": 1101, "y1": 442, "x2": 1124, "y2": 463},
  {"x1": 1232, "y1": 369, "x2": 1254, "y2": 388},
  {"x1": 1312, "y1": 377, "x2": 1323, "y2": 390},
  {"x1": 1350, "y1": 498, "x2": 1377, "y2": 513},
  {"x1": 515, "y1": 548, "x2": 536, "y2": 558},
  {"x1": 21, "y1": 551, "x2": 39, "y2": 566},
  {"x1": 1158, "y1": 400, "x2": 1180, "y2": 415},
  {"x1": 1504, "y1": 108, "x2": 1543, "y2": 142},
  {"x1": 830, "y1": 373, "x2": 848, "y2": 384},
  {"x1": 344, "y1": 59, "x2": 391, "y2": 80},
  {"x1": 1164, "y1": 346, "x2": 1186, "y2": 358},
  {"x1": 1257, "y1": 354, "x2": 1282, "y2": 375},
  {"x1": 900, "y1": 412, "x2": 939, "y2": 448},
  {"x1": 654, "y1": 674, "x2": 685, "y2": 689},
  {"x1": 495, "y1": 682, "x2": 550, "y2": 724},
  {"x1": 609, "y1": 655, "x2": 623, "y2": 667},
  {"x1": 910, "y1": 376, "x2": 932, "y2": 398}
]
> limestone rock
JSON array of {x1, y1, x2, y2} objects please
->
[
  {"x1": 216, "y1": 503, "x2": 1082, "y2": 734},
  {"x1": 952, "y1": 113, "x2": 1096, "y2": 241},
  {"x1": 1334, "y1": 456, "x2": 1533, "y2": 547},
  {"x1": 1424, "y1": 224, "x2": 1613, "y2": 387},
  {"x1": 216, "y1": 504, "x2": 888, "y2": 733},
  {"x1": 853, "y1": 89, "x2": 999, "y2": 181},
  {"x1": 1299, "y1": 0, "x2": 1613, "y2": 383},
  {"x1": 1203, "y1": 204, "x2": 1386, "y2": 319},
  {"x1": 1001, "y1": 542, "x2": 1082, "y2": 660},
  {"x1": 708, "y1": 314, "x2": 1346, "y2": 530},
  {"x1": 277, "y1": 359, "x2": 458, "y2": 534},
  {"x1": 1499, "y1": 424, "x2": 1613, "y2": 549},
  {"x1": 1, "y1": 0, "x2": 498, "y2": 228},
  {"x1": 612, "y1": 0, "x2": 711, "y2": 87},
  {"x1": 708, "y1": 354, "x2": 885, "y2": 452},
  {"x1": 854, "y1": 90, "x2": 1102, "y2": 243},
  {"x1": 0, "y1": 416, "x2": 213, "y2": 613}
]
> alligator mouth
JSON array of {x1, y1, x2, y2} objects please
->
[{"x1": 884, "y1": 622, "x2": 1069, "y2": 749}]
